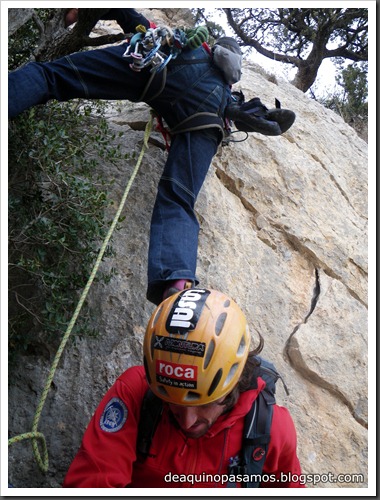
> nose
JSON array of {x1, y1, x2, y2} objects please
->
[{"x1": 173, "y1": 406, "x2": 199, "y2": 430}]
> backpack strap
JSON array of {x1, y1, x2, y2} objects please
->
[
  {"x1": 136, "y1": 389, "x2": 163, "y2": 460},
  {"x1": 242, "y1": 390, "x2": 274, "y2": 488},
  {"x1": 227, "y1": 390, "x2": 274, "y2": 488},
  {"x1": 227, "y1": 355, "x2": 284, "y2": 488},
  {"x1": 256, "y1": 355, "x2": 290, "y2": 397}
]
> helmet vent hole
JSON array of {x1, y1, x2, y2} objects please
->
[
  {"x1": 157, "y1": 385, "x2": 169, "y2": 397},
  {"x1": 184, "y1": 391, "x2": 201, "y2": 402},
  {"x1": 237, "y1": 334, "x2": 246, "y2": 356},
  {"x1": 208, "y1": 368, "x2": 223, "y2": 397},
  {"x1": 224, "y1": 363, "x2": 238, "y2": 387},
  {"x1": 224, "y1": 299, "x2": 230, "y2": 307},
  {"x1": 203, "y1": 339, "x2": 215, "y2": 369},
  {"x1": 215, "y1": 312, "x2": 227, "y2": 336},
  {"x1": 150, "y1": 333, "x2": 157, "y2": 358}
]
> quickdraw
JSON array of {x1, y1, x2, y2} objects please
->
[{"x1": 123, "y1": 26, "x2": 188, "y2": 74}]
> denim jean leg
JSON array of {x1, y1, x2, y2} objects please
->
[
  {"x1": 147, "y1": 129, "x2": 219, "y2": 305},
  {"x1": 146, "y1": 49, "x2": 229, "y2": 304},
  {"x1": 8, "y1": 44, "x2": 157, "y2": 118},
  {"x1": 9, "y1": 63, "x2": 52, "y2": 118}
]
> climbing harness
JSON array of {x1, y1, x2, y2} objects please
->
[
  {"x1": 124, "y1": 25, "x2": 209, "y2": 105},
  {"x1": 124, "y1": 24, "x2": 231, "y2": 149},
  {"x1": 8, "y1": 114, "x2": 155, "y2": 475}
]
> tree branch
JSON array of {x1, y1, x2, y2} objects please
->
[
  {"x1": 223, "y1": 7, "x2": 367, "y2": 93},
  {"x1": 325, "y1": 46, "x2": 368, "y2": 62},
  {"x1": 223, "y1": 8, "x2": 299, "y2": 66}
]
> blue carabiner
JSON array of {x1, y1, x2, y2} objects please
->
[
  {"x1": 154, "y1": 52, "x2": 173, "y2": 73},
  {"x1": 143, "y1": 41, "x2": 162, "y2": 65},
  {"x1": 123, "y1": 32, "x2": 144, "y2": 57},
  {"x1": 130, "y1": 32, "x2": 144, "y2": 50}
]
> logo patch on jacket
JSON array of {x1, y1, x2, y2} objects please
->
[{"x1": 100, "y1": 397, "x2": 128, "y2": 433}]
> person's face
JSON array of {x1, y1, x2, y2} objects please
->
[{"x1": 168, "y1": 396, "x2": 227, "y2": 438}]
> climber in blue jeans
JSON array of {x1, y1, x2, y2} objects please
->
[{"x1": 8, "y1": 8, "x2": 295, "y2": 305}]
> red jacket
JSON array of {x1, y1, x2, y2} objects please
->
[{"x1": 63, "y1": 366, "x2": 304, "y2": 488}]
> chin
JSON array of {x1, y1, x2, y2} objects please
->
[{"x1": 183, "y1": 426, "x2": 208, "y2": 439}]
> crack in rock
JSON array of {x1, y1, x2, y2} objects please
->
[
  {"x1": 275, "y1": 227, "x2": 367, "y2": 308},
  {"x1": 285, "y1": 269, "x2": 367, "y2": 429},
  {"x1": 215, "y1": 166, "x2": 367, "y2": 308}
]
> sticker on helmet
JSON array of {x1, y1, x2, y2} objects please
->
[
  {"x1": 100, "y1": 397, "x2": 128, "y2": 433},
  {"x1": 154, "y1": 335, "x2": 206, "y2": 357},
  {"x1": 156, "y1": 360, "x2": 198, "y2": 389},
  {"x1": 166, "y1": 289, "x2": 210, "y2": 334}
]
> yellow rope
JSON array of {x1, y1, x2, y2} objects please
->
[{"x1": 8, "y1": 113, "x2": 154, "y2": 473}]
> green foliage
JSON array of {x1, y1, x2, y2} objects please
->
[
  {"x1": 336, "y1": 63, "x2": 368, "y2": 114},
  {"x1": 220, "y1": 7, "x2": 368, "y2": 92},
  {"x1": 8, "y1": 100, "x2": 129, "y2": 360},
  {"x1": 192, "y1": 8, "x2": 226, "y2": 43},
  {"x1": 8, "y1": 9, "x2": 53, "y2": 69},
  {"x1": 9, "y1": 21, "x2": 39, "y2": 69},
  {"x1": 315, "y1": 62, "x2": 368, "y2": 140}
]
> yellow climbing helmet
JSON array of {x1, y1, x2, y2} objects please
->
[{"x1": 143, "y1": 288, "x2": 250, "y2": 406}]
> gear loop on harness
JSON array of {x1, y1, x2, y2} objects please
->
[{"x1": 122, "y1": 25, "x2": 205, "y2": 74}]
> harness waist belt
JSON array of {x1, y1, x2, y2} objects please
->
[{"x1": 169, "y1": 112, "x2": 225, "y2": 135}]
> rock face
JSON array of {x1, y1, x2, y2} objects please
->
[{"x1": 8, "y1": 9, "x2": 369, "y2": 490}]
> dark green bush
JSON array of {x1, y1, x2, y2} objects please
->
[{"x1": 8, "y1": 100, "x2": 128, "y2": 360}]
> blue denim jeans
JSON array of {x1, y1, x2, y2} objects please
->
[{"x1": 9, "y1": 44, "x2": 231, "y2": 305}]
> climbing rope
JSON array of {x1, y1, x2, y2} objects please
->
[{"x1": 8, "y1": 112, "x2": 154, "y2": 473}]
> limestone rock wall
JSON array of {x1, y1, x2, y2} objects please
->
[{"x1": 8, "y1": 9, "x2": 368, "y2": 490}]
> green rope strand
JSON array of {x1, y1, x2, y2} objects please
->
[{"x1": 8, "y1": 113, "x2": 154, "y2": 473}]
